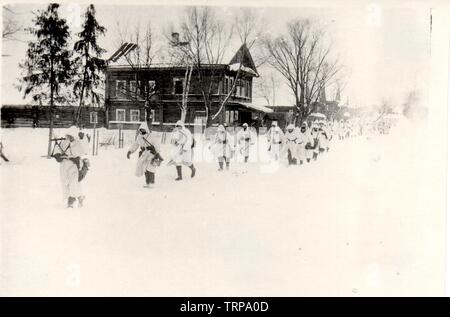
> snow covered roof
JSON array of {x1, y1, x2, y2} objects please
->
[
  {"x1": 229, "y1": 44, "x2": 258, "y2": 76},
  {"x1": 237, "y1": 102, "x2": 273, "y2": 113},
  {"x1": 229, "y1": 63, "x2": 258, "y2": 77},
  {"x1": 106, "y1": 64, "x2": 228, "y2": 71},
  {"x1": 107, "y1": 42, "x2": 259, "y2": 76}
]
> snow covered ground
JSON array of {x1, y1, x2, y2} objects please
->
[{"x1": 0, "y1": 120, "x2": 446, "y2": 296}]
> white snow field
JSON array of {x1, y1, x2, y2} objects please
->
[{"x1": 0, "y1": 119, "x2": 446, "y2": 296}]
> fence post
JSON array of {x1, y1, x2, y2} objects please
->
[
  {"x1": 95, "y1": 129, "x2": 99, "y2": 155},
  {"x1": 118, "y1": 125, "x2": 122, "y2": 148},
  {"x1": 92, "y1": 122, "x2": 97, "y2": 156}
]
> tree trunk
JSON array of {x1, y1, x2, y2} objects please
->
[
  {"x1": 76, "y1": 83, "x2": 86, "y2": 127},
  {"x1": 180, "y1": 65, "x2": 192, "y2": 123},
  {"x1": 145, "y1": 105, "x2": 152, "y2": 131},
  {"x1": 205, "y1": 106, "x2": 212, "y2": 128},
  {"x1": 47, "y1": 59, "x2": 54, "y2": 158},
  {"x1": 180, "y1": 108, "x2": 187, "y2": 123}
]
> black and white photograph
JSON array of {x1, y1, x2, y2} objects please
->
[{"x1": 0, "y1": 0, "x2": 449, "y2": 297}]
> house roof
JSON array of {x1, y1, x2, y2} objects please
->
[
  {"x1": 107, "y1": 43, "x2": 258, "y2": 76},
  {"x1": 106, "y1": 63, "x2": 228, "y2": 71},
  {"x1": 229, "y1": 44, "x2": 258, "y2": 76},
  {"x1": 235, "y1": 102, "x2": 273, "y2": 113}
]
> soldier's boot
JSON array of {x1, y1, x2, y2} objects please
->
[
  {"x1": 145, "y1": 171, "x2": 151, "y2": 185},
  {"x1": 287, "y1": 150, "x2": 293, "y2": 165},
  {"x1": 175, "y1": 166, "x2": 182, "y2": 181},
  {"x1": 189, "y1": 164, "x2": 196, "y2": 178},
  {"x1": 226, "y1": 162, "x2": 230, "y2": 170},
  {"x1": 67, "y1": 196, "x2": 76, "y2": 208},
  {"x1": 218, "y1": 161, "x2": 224, "y2": 171},
  {"x1": 78, "y1": 196, "x2": 85, "y2": 208},
  {"x1": 144, "y1": 171, "x2": 155, "y2": 188}
]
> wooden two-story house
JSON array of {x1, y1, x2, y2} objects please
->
[{"x1": 104, "y1": 44, "x2": 273, "y2": 131}]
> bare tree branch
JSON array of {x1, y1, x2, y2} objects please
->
[{"x1": 263, "y1": 18, "x2": 345, "y2": 125}]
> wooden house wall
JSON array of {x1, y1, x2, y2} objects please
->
[{"x1": 1, "y1": 106, "x2": 106, "y2": 129}]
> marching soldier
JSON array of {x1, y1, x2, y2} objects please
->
[
  {"x1": 283, "y1": 123, "x2": 299, "y2": 165},
  {"x1": 168, "y1": 120, "x2": 196, "y2": 181},
  {"x1": 53, "y1": 126, "x2": 88, "y2": 208},
  {"x1": 236, "y1": 123, "x2": 254, "y2": 163},
  {"x1": 213, "y1": 124, "x2": 234, "y2": 171},
  {"x1": 127, "y1": 125, "x2": 164, "y2": 188},
  {"x1": 266, "y1": 121, "x2": 284, "y2": 161}
]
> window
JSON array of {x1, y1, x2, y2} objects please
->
[
  {"x1": 148, "y1": 80, "x2": 156, "y2": 93},
  {"x1": 116, "y1": 80, "x2": 127, "y2": 98},
  {"x1": 217, "y1": 79, "x2": 221, "y2": 95},
  {"x1": 225, "y1": 110, "x2": 239, "y2": 125},
  {"x1": 242, "y1": 80, "x2": 247, "y2": 97},
  {"x1": 116, "y1": 109, "x2": 126, "y2": 122},
  {"x1": 90, "y1": 112, "x2": 98, "y2": 124},
  {"x1": 173, "y1": 78, "x2": 184, "y2": 94},
  {"x1": 130, "y1": 109, "x2": 140, "y2": 122},
  {"x1": 148, "y1": 109, "x2": 158, "y2": 124},
  {"x1": 130, "y1": 80, "x2": 137, "y2": 96}
]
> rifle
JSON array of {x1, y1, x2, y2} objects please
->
[{"x1": 141, "y1": 136, "x2": 164, "y2": 166}]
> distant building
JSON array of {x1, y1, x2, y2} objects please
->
[
  {"x1": 264, "y1": 106, "x2": 295, "y2": 129},
  {"x1": 104, "y1": 44, "x2": 273, "y2": 130},
  {"x1": 0, "y1": 104, "x2": 105, "y2": 129}
]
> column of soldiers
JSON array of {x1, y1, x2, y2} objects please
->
[
  {"x1": 53, "y1": 118, "x2": 363, "y2": 208},
  {"x1": 266, "y1": 120, "x2": 333, "y2": 166}
]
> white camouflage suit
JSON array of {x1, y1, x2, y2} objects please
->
[
  {"x1": 128, "y1": 129, "x2": 160, "y2": 176},
  {"x1": 236, "y1": 126, "x2": 254, "y2": 159},
  {"x1": 170, "y1": 125, "x2": 193, "y2": 166},
  {"x1": 213, "y1": 127, "x2": 234, "y2": 162},
  {"x1": 57, "y1": 131, "x2": 87, "y2": 201},
  {"x1": 283, "y1": 126, "x2": 300, "y2": 162},
  {"x1": 318, "y1": 126, "x2": 330, "y2": 151},
  {"x1": 297, "y1": 128, "x2": 310, "y2": 162},
  {"x1": 266, "y1": 124, "x2": 285, "y2": 160},
  {"x1": 309, "y1": 126, "x2": 321, "y2": 158}
]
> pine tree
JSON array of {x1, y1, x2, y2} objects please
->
[
  {"x1": 18, "y1": 3, "x2": 73, "y2": 157},
  {"x1": 73, "y1": 4, "x2": 106, "y2": 126}
]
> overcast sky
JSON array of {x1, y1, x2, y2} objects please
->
[{"x1": 1, "y1": 1, "x2": 431, "y2": 109}]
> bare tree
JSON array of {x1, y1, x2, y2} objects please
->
[
  {"x1": 254, "y1": 72, "x2": 280, "y2": 107},
  {"x1": 114, "y1": 20, "x2": 159, "y2": 129},
  {"x1": 168, "y1": 7, "x2": 262, "y2": 126},
  {"x1": 166, "y1": 6, "x2": 233, "y2": 126},
  {"x1": 164, "y1": 26, "x2": 194, "y2": 123},
  {"x1": 263, "y1": 18, "x2": 343, "y2": 125},
  {"x1": 210, "y1": 8, "x2": 264, "y2": 121},
  {"x1": 374, "y1": 99, "x2": 394, "y2": 123},
  {"x1": 2, "y1": 6, "x2": 23, "y2": 41}
]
